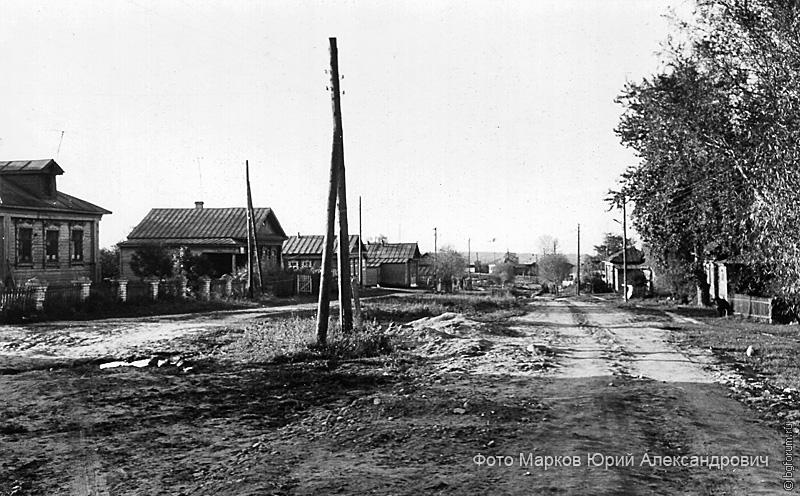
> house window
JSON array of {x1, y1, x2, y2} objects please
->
[
  {"x1": 71, "y1": 230, "x2": 84, "y2": 262},
  {"x1": 301, "y1": 260, "x2": 313, "y2": 268},
  {"x1": 288, "y1": 261, "x2": 299, "y2": 269},
  {"x1": 18, "y1": 227, "x2": 33, "y2": 264},
  {"x1": 46, "y1": 230, "x2": 59, "y2": 263}
]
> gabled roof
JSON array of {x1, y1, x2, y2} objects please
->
[
  {"x1": 126, "y1": 207, "x2": 287, "y2": 241},
  {"x1": 0, "y1": 159, "x2": 64, "y2": 175},
  {"x1": 0, "y1": 162, "x2": 109, "y2": 215},
  {"x1": 366, "y1": 242, "x2": 421, "y2": 264},
  {"x1": 606, "y1": 247, "x2": 645, "y2": 265},
  {"x1": 283, "y1": 234, "x2": 363, "y2": 257}
]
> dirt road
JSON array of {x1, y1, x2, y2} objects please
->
[{"x1": 0, "y1": 297, "x2": 790, "y2": 495}]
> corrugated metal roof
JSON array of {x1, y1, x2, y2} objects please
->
[
  {"x1": 118, "y1": 237, "x2": 245, "y2": 247},
  {"x1": 0, "y1": 159, "x2": 64, "y2": 175},
  {"x1": 126, "y1": 207, "x2": 287, "y2": 241},
  {"x1": 366, "y1": 242, "x2": 421, "y2": 264},
  {"x1": 0, "y1": 178, "x2": 110, "y2": 215},
  {"x1": 283, "y1": 234, "x2": 362, "y2": 257}
]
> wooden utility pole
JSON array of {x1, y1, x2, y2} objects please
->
[
  {"x1": 246, "y1": 160, "x2": 263, "y2": 293},
  {"x1": 317, "y1": 37, "x2": 354, "y2": 343},
  {"x1": 359, "y1": 196, "x2": 363, "y2": 287},
  {"x1": 245, "y1": 183, "x2": 253, "y2": 298},
  {"x1": 622, "y1": 199, "x2": 628, "y2": 303},
  {"x1": 331, "y1": 39, "x2": 353, "y2": 333},
  {"x1": 576, "y1": 223, "x2": 581, "y2": 296}
]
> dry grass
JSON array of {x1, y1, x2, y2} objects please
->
[
  {"x1": 224, "y1": 316, "x2": 392, "y2": 363},
  {"x1": 671, "y1": 317, "x2": 800, "y2": 390}
]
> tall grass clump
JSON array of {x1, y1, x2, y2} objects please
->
[
  {"x1": 363, "y1": 294, "x2": 523, "y2": 322},
  {"x1": 226, "y1": 316, "x2": 392, "y2": 363}
]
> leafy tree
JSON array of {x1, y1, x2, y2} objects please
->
[
  {"x1": 435, "y1": 246, "x2": 467, "y2": 283},
  {"x1": 99, "y1": 245, "x2": 120, "y2": 280},
  {"x1": 129, "y1": 245, "x2": 174, "y2": 279},
  {"x1": 491, "y1": 261, "x2": 516, "y2": 286},
  {"x1": 538, "y1": 253, "x2": 572, "y2": 287},
  {"x1": 178, "y1": 248, "x2": 216, "y2": 282}
]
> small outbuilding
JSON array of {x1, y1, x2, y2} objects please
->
[{"x1": 365, "y1": 242, "x2": 421, "y2": 287}]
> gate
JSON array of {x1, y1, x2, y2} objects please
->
[{"x1": 297, "y1": 275, "x2": 312, "y2": 295}]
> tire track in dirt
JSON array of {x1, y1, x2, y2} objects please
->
[{"x1": 563, "y1": 298, "x2": 784, "y2": 496}]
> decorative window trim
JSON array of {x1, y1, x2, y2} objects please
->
[
  {"x1": 45, "y1": 227, "x2": 60, "y2": 266},
  {"x1": 70, "y1": 229, "x2": 85, "y2": 265},
  {"x1": 15, "y1": 222, "x2": 34, "y2": 267}
]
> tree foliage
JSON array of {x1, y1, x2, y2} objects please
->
[
  {"x1": 435, "y1": 246, "x2": 467, "y2": 283},
  {"x1": 129, "y1": 246, "x2": 174, "y2": 279},
  {"x1": 99, "y1": 245, "x2": 120, "y2": 281},
  {"x1": 538, "y1": 253, "x2": 572, "y2": 286},
  {"x1": 491, "y1": 262, "x2": 516, "y2": 286},
  {"x1": 615, "y1": 0, "x2": 800, "y2": 305}
]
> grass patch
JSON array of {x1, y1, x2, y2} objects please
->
[
  {"x1": 362, "y1": 294, "x2": 524, "y2": 323},
  {"x1": 224, "y1": 316, "x2": 393, "y2": 363},
  {"x1": 669, "y1": 318, "x2": 800, "y2": 390}
]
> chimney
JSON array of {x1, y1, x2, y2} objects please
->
[{"x1": 195, "y1": 201, "x2": 204, "y2": 210}]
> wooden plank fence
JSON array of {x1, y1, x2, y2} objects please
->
[{"x1": 730, "y1": 293, "x2": 774, "y2": 323}]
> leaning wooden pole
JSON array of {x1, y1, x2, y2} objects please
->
[
  {"x1": 246, "y1": 160, "x2": 264, "y2": 293},
  {"x1": 331, "y1": 38, "x2": 354, "y2": 333},
  {"x1": 316, "y1": 38, "x2": 343, "y2": 346},
  {"x1": 245, "y1": 171, "x2": 253, "y2": 298}
]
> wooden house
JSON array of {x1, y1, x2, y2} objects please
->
[
  {"x1": 282, "y1": 234, "x2": 365, "y2": 279},
  {"x1": 602, "y1": 247, "x2": 652, "y2": 297},
  {"x1": 365, "y1": 242, "x2": 421, "y2": 287},
  {"x1": 118, "y1": 202, "x2": 287, "y2": 279},
  {"x1": 0, "y1": 159, "x2": 110, "y2": 285}
]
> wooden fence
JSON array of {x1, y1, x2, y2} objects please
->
[
  {"x1": 0, "y1": 287, "x2": 36, "y2": 318},
  {"x1": 730, "y1": 293, "x2": 774, "y2": 322}
]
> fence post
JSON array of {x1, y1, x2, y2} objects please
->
[
  {"x1": 221, "y1": 274, "x2": 233, "y2": 297},
  {"x1": 72, "y1": 278, "x2": 92, "y2": 302},
  {"x1": 199, "y1": 276, "x2": 211, "y2": 300},
  {"x1": 25, "y1": 279, "x2": 48, "y2": 312},
  {"x1": 116, "y1": 278, "x2": 128, "y2": 302},
  {"x1": 175, "y1": 275, "x2": 187, "y2": 299},
  {"x1": 146, "y1": 277, "x2": 160, "y2": 301}
]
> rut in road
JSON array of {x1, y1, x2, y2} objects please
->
[{"x1": 521, "y1": 298, "x2": 783, "y2": 496}]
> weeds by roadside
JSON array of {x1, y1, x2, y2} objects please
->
[
  {"x1": 669, "y1": 317, "x2": 800, "y2": 391},
  {"x1": 224, "y1": 317, "x2": 392, "y2": 363},
  {"x1": 362, "y1": 294, "x2": 524, "y2": 323}
]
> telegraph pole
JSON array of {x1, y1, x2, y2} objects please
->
[
  {"x1": 576, "y1": 223, "x2": 581, "y2": 296},
  {"x1": 317, "y1": 38, "x2": 345, "y2": 345},
  {"x1": 433, "y1": 227, "x2": 438, "y2": 285},
  {"x1": 622, "y1": 199, "x2": 628, "y2": 303},
  {"x1": 359, "y1": 196, "x2": 363, "y2": 287}
]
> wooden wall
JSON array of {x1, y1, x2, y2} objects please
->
[{"x1": 0, "y1": 212, "x2": 101, "y2": 285}]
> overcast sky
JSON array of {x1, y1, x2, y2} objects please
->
[{"x1": 0, "y1": 0, "x2": 691, "y2": 254}]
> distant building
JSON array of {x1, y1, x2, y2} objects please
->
[
  {"x1": 603, "y1": 247, "x2": 652, "y2": 297},
  {"x1": 0, "y1": 159, "x2": 111, "y2": 285},
  {"x1": 365, "y1": 242, "x2": 421, "y2": 287},
  {"x1": 282, "y1": 234, "x2": 365, "y2": 278},
  {"x1": 118, "y1": 202, "x2": 287, "y2": 279}
]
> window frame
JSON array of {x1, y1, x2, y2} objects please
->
[{"x1": 17, "y1": 226, "x2": 34, "y2": 266}]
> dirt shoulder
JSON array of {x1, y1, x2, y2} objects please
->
[{"x1": 0, "y1": 297, "x2": 793, "y2": 495}]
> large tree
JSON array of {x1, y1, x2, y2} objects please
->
[
  {"x1": 617, "y1": 0, "x2": 800, "y2": 307},
  {"x1": 538, "y1": 253, "x2": 573, "y2": 288},
  {"x1": 435, "y1": 246, "x2": 467, "y2": 284}
]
